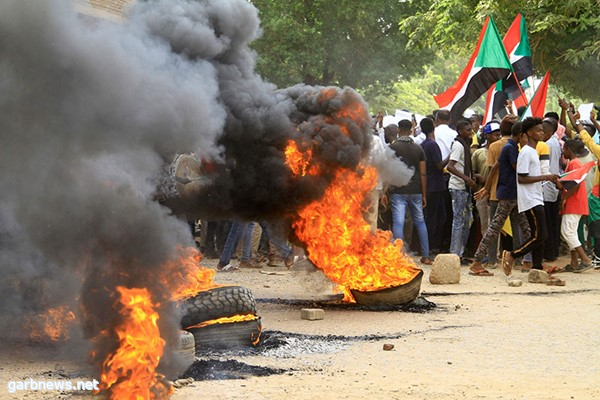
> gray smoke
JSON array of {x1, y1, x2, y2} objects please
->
[{"x1": 0, "y1": 0, "x2": 406, "y2": 384}]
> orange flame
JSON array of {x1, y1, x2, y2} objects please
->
[
  {"x1": 284, "y1": 140, "x2": 321, "y2": 177},
  {"x1": 98, "y1": 286, "x2": 171, "y2": 400},
  {"x1": 23, "y1": 305, "x2": 76, "y2": 342},
  {"x1": 292, "y1": 166, "x2": 420, "y2": 302},
  {"x1": 184, "y1": 313, "x2": 258, "y2": 330},
  {"x1": 164, "y1": 246, "x2": 219, "y2": 302}
]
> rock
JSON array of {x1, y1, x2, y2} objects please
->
[
  {"x1": 507, "y1": 279, "x2": 523, "y2": 287},
  {"x1": 429, "y1": 254, "x2": 460, "y2": 284},
  {"x1": 301, "y1": 308, "x2": 324, "y2": 320},
  {"x1": 383, "y1": 344, "x2": 394, "y2": 351},
  {"x1": 528, "y1": 269, "x2": 549, "y2": 283}
]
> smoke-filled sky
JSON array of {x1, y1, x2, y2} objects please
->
[{"x1": 0, "y1": 0, "x2": 411, "y2": 378}]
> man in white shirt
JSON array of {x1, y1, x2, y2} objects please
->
[
  {"x1": 501, "y1": 117, "x2": 558, "y2": 275},
  {"x1": 446, "y1": 120, "x2": 477, "y2": 262},
  {"x1": 434, "y1": 109, "x2": 457, "y2": 160}
]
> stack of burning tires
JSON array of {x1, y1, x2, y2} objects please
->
[{"x1": 179, "y1": 285, "x2": 262, "y2": 351}]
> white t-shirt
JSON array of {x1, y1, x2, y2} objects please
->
[
  {"x1": 413, "y1": 132, "x2": 426, "y2": 145},
  {"x1": 448, "y1": 141, "x2": 466, "y2": 190},
  {"x1": 434, "y1": 124, "x2": 457, "y2": 160},
  {"x1": 517, "y1": 145, "x2": 544, "y2": 212}
]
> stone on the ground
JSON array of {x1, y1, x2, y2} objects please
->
[
  {"x1": 429, "y1": 254, "x2": 460, "y2": 284},
  {"x1": 507, "y1": 279, "x2": 523, "y2": 287},
  {"x1": 301, "y1": 308, "x2": 324, "y2": 320},
  {"x1": 528, "y1": 269, "x2": 550, "y2": 283},
  {"x1": 383, "y1": 344, "x2": 394, "y2": 351}
]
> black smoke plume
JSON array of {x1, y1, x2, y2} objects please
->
[{"x1": 0, "y1": 0, "x2": 410, "y2": 385}]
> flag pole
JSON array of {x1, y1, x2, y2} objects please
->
[{"x1": 511, "y1": 72, "x2": 528, "y2": 104}]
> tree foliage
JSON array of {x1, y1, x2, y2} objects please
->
[
  {"x1": 401, "y1": 0, "x2": 600, "y2": 100},
  {"x1": 249, "y1": 0, "x2": 434, "y2": 88}
]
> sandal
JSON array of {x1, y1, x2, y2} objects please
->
[
  {"x1": 546, "y1": 277, "x2": 566, "y2": 286},
  {"x1": 501, "y1": 250, "x2": 514, "y2": 276},
  {"x1": 420, "y1": 257, "x2": 433, "y2": 265},
  {"x1": 545, "y1": 265, "x2": 560, "y2": 274},
  {"x1": 469, "y1": 268, "x2": 494, "y2": 276}
]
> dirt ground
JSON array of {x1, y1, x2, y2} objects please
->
[{"x1": 2, "y1": 255, "x2": 599, "y2": 400}]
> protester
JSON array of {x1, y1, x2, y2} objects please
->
[
  {"x1": 389, "y1": 119, "x2": 431, "y2": 264},
  {"x1": 559, "y1": 139, "x2": 593, "y2": 272},
  {"x1": 470, "y1": 121, "x2": 530, "y2": 276},
  {"x1": 501, "y1": 117, "x2": 559, "y2": 275},
  {"x1": 471, "y1": 121, "x2": 500, "y2": 248},
  {"x1": 478, "y1": 115, "x2": 519, "y2": 267},
  {"x1": 421, "y1": 117, "x2": 448, "y2": 255},
  {"x1": 447, "y1": 120, "x2": 476, "y2": 264},
  {"x1": 541, "y1": 118, "x2": 562, "y2": 262}
]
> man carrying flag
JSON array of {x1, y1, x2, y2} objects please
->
[{"x1": 435, "y1": 16, "x2": 512, "y2": 123}]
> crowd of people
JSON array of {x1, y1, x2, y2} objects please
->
[
  {"x1": 374, "y1": 98, "x2": 600, "y2": 279},
  {"x1": 192, "y1": 98, "x2": 600, "y2": 278}
]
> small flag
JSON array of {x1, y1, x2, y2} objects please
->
[
  {"x1": 559, "y1": 160, "x2": 596, "y2": 191},
  {"x1": 435, "y1": 16, "x2": 512, "y2": 122},
  {"x1": 521, "y1": 70, "x2": 550, "y2": 119}
]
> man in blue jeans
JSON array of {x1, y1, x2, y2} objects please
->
[
  {"x1": 447, "y1": 120, "x2": 477, "y2": 264},
  {"x1": 389, "y1": 119, "x2": 431, "y2": 264}
]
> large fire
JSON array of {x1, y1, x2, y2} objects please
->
[
  {"x1": 285, "y1": 88, "x2": 421, "y2": 302},
  {"x1": 291, "y1": 165, "x2": 420, "y2": 301},
  {"x1": 97, "y1": 247, "x2": 217, "y2": 399},
  {"x1": 97, "y1": 286, "x2": 172, "y2": 400}
]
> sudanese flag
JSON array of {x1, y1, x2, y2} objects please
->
[
  {"x1": 435, "y1": 16, "x2": 512, "y2": 122},
  {"x1": 559, "y1": 160, "x2": 596, "y2": 191}
]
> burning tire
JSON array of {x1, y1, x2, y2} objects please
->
[
  {"x1": 188, "y1": 317, "x2": 262, "y2": 350},
  {"x1": 350, "y1": 270, "x2": 424, "y2": 306},
  {"x1": 180, "y1": 285, "x2": 257, "y2": 328}
]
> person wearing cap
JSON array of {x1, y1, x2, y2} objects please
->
[
  {"x1": 471, "y1": 121, "x2": 501, "y2": 262},
  {"x1": 476, "y1": 115, "x2": 520, "y2": 267}
]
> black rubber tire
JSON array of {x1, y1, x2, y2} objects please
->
[
  {"x1": 187, "y1": 318, "x2": 262, "y2": 350},
  {"x1": 180, "y1": 285, "x2": 257, "y2": 329}
]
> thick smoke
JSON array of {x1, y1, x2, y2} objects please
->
[{"x1": 0, "y1": 0, "x2": 408, "y2": 380}]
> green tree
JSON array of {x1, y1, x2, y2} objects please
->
[
  {"x1": 249, "y1": 0, "x2": 434, "y2": 88},
  {"x1": 401, "y1": 0, "x2": 600, "y2": 100}
]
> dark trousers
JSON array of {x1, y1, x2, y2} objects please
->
[
  {"x1": 543, "y1": 198, "x2": 561, "y2": 260},
  {"x1": 425, "y1": 190, "x2": 447, "y2": 252},
  {"x1": 512, "y1": 205, "x2": 547, "y2": 269}
]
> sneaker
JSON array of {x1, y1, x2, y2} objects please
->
[{"x1": 573, "y1": 262, "x2": 593, "y2": 273}]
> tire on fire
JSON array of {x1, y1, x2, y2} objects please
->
[
  {"x1": 180, "y1": 285, "x2": 257, "y2": 329},
  {"x1": 188, "y1": 318, "x2": 262, "y2": 350}
]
